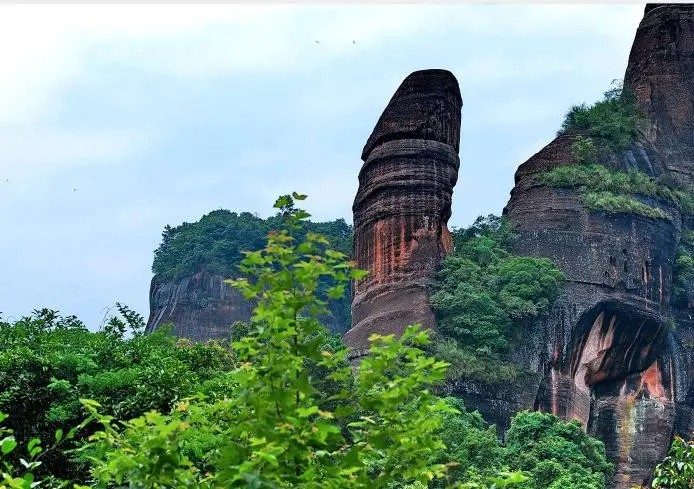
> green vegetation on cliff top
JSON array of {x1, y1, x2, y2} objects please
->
[
  {"x1": 151, "y1": 203, "x2": 354, "y2": 330},
  {"x1": 558, "y1": 81, "x2": 644, "y2": 153},
  {"x1": 152, "y1": 208, "x2": 352, "y2": 281}
]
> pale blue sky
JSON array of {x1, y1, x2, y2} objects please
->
[{"x1": 0, "y1": 4, "x2": 645, "y2": 327}]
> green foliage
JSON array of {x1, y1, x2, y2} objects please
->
[
  {"x1": 429, "y1": 339, "x2": 521, "y2": 385},
  {"x1": 436, "y1": 398, "x2": 505, "y2": 485},
  {"x1": 83, "y1": 193, "x2": 457, "y2": 488},
  {"x1": 538, "y1": 164, "x2": 683, "y2": 205},
  {"x1": 152, "y1": 208, "x2": 352, "y2": 281},
  {"x1": 652, "y1": 434, "x2": 694, "y2": 488},
  {"x1": 0, "y1": 194, "x2": 614, "y2": 489},
  {"x1": 435, "y1": 401, "x2": 611, "y2": 489},
  {"x1": 673, "y1": 231, "x2": 694, "y2": 310},
  {"x1": 546, "y1": 81, "x2": 694, "y2": 222},
  {"x1": 150, "y1": 206, "x2": 354, "y2": 331},
  {"x1": 559, "y1": 81, "x2": 644, "y2": 152},
  {"x1": 0, "y1": 307, "x2": 235, "y2": 481},
  {"x1": 570, "y1": 136, "x2": 598, "y2": 165},
  {"x1": 537, "y1": 163, "x2": 694, "y2": 221},
  {"x1": 0, "y1": 410, "x2": 94, "y2": 489},
  {"x1": 430, "y1": 216, "x2": 564, "y2": 383},
  {"x1": 504, "y1": 411, "x2": 612, "y2": 489},
  {"x1": 0, "y1": 411, "x2": 47, "y2": 489},
  {"x1": 581, "y1": 191, "x2": 671, "y2": 221}
]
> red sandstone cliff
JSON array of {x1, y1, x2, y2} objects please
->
[
  {"x1": 343, "y1": 69, "x2": 462, "y2": 357},
  {"x1": 498, "y1": 5, "x2": 694, "y2": 487}
]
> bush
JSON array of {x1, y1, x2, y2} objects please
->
[
  {"x1": 673, "y1": 231, "x2": 694, "y2": 310},
  {"x1": 581, "y1": 191, "x2": 671, "y2": 221},
  {"x1": 537, "y1": 163, "x2": 693, "y2": 219},
  {"x1": 429, "y1": 337, "x2": 521, "y2": 385},
  {"x1": 652, "y1": 435, "x2": 694, "y2": 488},
  {"x1": 435, "y1": 402, "x2": 612, "y2": 489},
  {"x1": 571, "y1": 136, "x2": 598, "y2": 165},
  {"x1": 559, "y1": 81, "x2": 644, "y2": 152},
  {"x1": 0, "y1": 306, "x2": 236, "y2": 482},
  {"x1": 504, "y1": 411, "x2": 612, "y2": 489}
]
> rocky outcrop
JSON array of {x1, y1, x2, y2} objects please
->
[
  {"x1": 146, "y1": 272, "x2": 253, "y2": 341},
  {"x1": 147, "y1": 271, "x2": 352, "y2": 341},
  {"x1": 625, "y1": 3, "x2": 694, "y2": 187},
  {"x1": 343, "y1": 69, "x2": 462, "y2": 356},
  {"x1": 492, "y1": 5, "x2": 694, "y2": 487}
]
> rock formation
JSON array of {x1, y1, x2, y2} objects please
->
[
  {"x1": 625, "y1": 3, "x2": 694, "y2": 187},
  {"x1": 343, "y1": 69, "x2": 462, "y2": 357},
  {"x1": 147, "y1": 271, "x2": 351, "y2": 340},
  {"x1": 495, "y1": 4, "x2": 694, "y2": 487},
  {"x1": 344, "y1": 6, "x2": 694, "y2": 488},
  {"x1": 146, "y1": 272, "x2": 253, "y2": 341}
]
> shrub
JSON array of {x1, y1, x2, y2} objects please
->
[
  {"x1": 538, "y1": 164, "x2": 693, "y2": 213},
  {"x1": 581, "y1": 191, "x2": 671, "y2": 221},
  {"x1": 559, "y1": 81, "x2": 644, "y2": 152},
  {"x1": 429, "y1": 337, "x2": 521, "y2": 385},
  {"x1": 571, "y1": 136, "x2": 598, "y2": 165},
  {"x1": 652, "y1": 434, "x2": 694, "y2": 488},
  {"x1": 434, "y1": 402, "x2": 612, "y2": 489},
  {"x1": 673, "y1": 230, "x2": 694, "y2": 310},
  {"x1": 0, "y1": 307, "x2": 236, "y2": 482},
  {"x1": 504, "y1": 411, "x2": 612, "y2": 489}
]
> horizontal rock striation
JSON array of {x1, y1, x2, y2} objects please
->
[{"x1": 343, "y1": 69, "x2": 462, "y2": 356}]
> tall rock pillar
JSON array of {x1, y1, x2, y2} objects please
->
[{"x1": 343, "y1": 69, "x2": 462, "y2": 357}]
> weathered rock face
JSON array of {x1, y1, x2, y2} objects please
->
[
  {"x1": 343, "y1": 69, "x2": 462, "y2": 356},
  {"x1": 145, "y1": 272, "x2": 253, "y2": 341},
  {"x1": 488, "y1": 5, "x2": 694, "y2": 487},
  {"x1": 625, "y1": 3, "x2": 694, "y2": 187},
  {"x1": 147, "y1": 272, "x2": 352, "y2": 341}
]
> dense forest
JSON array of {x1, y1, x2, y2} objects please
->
[{"x1": 150, "y1": 208, "x2": 354, "y2": 333}]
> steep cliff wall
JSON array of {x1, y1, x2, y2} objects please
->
[
  {"x1": 147, "y1": 271, "x2": 351, "y2": 341},
  {"x1": 146, "y1": 272, "x2": 253, "y2": 341},
  {"x1": 625, "y1": 3, "x2": 694, "y2": 187},
  {"x1": 343, "y1": 69, "x2": 462, "y2": 357},
  {"x1": 496, "y1": 4, "x2": 694, "y2": 487}
]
